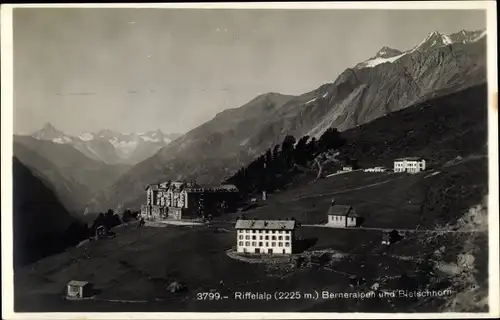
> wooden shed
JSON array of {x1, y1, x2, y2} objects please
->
[{"x1": 66, "y1": 280, "x2": 92, "y2": 299}]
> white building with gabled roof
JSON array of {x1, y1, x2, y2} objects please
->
[
  {"x1": 235, "y1": 219, "x2": 296, "y2": 255},
  {"x1": 327, "y1": 200, "x2": 359, "y2": 228},
  {"x1": 394, "y1": 157, "x2": 426, "y2": 173}
]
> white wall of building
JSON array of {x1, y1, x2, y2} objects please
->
[
  {"x1": 328, "y1": 215, "x2": 357, "y2": 227},
  {"x1": 364, "y1": 167, "x2": 386, "y2": 172},
  {"x1": 184, "y1": 191, "x2": 189, "y2": 208},
  {"x1": 394, "y1": 159, "x2": 426, "y2": 173},
  {"x1": 346, "y1": 216, "x2": 357, "y2": 227},
  {"x1": 236, "y1": 229, "x2": 293, "y2": 254},
  {"x1": 328, "y1": 215, "x2": 346, "y2": 227}
]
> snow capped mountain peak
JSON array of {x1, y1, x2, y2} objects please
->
[
  {"x1": 32, "y1": 124, "x2": 177, "y2": 148},
  {"x1": 34, "y1": 122, "x2": 59, "y2": 136},
  {"x1": 374, "y1": 46, "x2": 403, "y2": 59},
  {"x1": 411, "y1": 30, "x2": 450, "y2": 52},
  {"x1": 31, "y1": 122, "x2": 72, "y2": 143},
  {"x1": 79, "y1": 132, "x2": 94, "y2": 141},
  {"x1": 96, "y1": 129, "x2": 118, "y2": 139},
  {"x1": 448, "y1": 29, "x2": 486, "y2": 45},
  {"x1": 80, "y1": 128, "x2": 176, "y2": 144},
  {"x1": 412, "y1": 29, "x2": 486, "y2": 52},
  {"x1": 355, "y1": 47, "x2": 405, "y2": 69},
  {"x1": 355, "y1": 28, "x2": 486, "y2": 70},
  {"x1": 138, "y1": 130, "x2": 163, "y2": 142}
]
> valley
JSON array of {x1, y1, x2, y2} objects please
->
[{"x1": 14, "y1": 136, "x2": 131, "y2": 213}]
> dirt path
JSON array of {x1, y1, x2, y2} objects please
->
[
  {"x1": 289, "y1": 175, "x2": 408, "y2": 202},
  {"x1": 94, "y1": 298, "x2": 148, "y2": 303},
  {"x1": 302, "y1": 224, "x2": 483, "y2": 234}
]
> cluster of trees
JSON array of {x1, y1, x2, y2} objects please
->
[
  {"x1": 226, "y1": 128, "x2": 346, "y2": 195},
  {"x1": 122, "y1": 209, "x2": 140, "y2": 223},
  {"x1": 62, "y1": 208, "x2": 140, "y2": 247},
  {"x1": 91, "y1": 209, "x2": 123, "y2": 232},
  {"x1": 19, "y1": 207, "x2": 140, "y2": 266}
]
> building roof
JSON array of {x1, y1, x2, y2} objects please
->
[
  {"x1": 394, "y1": 157, "x2": 424, "y2": 161},
  {"x1": 183, "y1": 187, "x2": 205, "y2": 193},
  {"x1": 186, "y1": 184, "x2": 239, "y2": 193},
  {"x1": 235, "y1": 219, "x2": 296, "y2": 230},
  {"x1": 219, "y1": 184, "x2": 239, "y2": 191},
  {"x1": 327, "y1": 205, "x2": 354, "y2": 217},
  {"x1": 146, "y1": 181, "x2": 238, "y2": 193},
  {"x1": 145, "y1": 184, "x2": 159, "y2": 191},
  {"x1": 346, "y1": 210, "x2": 358, "y2": 217},
  {"x1": 68, "y1": 280, "x2": 89, "y2": 287}
]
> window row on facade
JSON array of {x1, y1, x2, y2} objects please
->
[
  {"x1": 238, "y1": 229, "x2": 291, "y2": 234},
  {"x1": 239, "y1": 234, "x2": 290, "y2": 241},
  {"x1": 331, "y1": 216, "x2": 345, "y2": 221},
  {"x1": 238, "y1": 241, "x2": 290, "y2": 247},
  {"x1": 394, "y1": 162, "x2": 424, "y2": 167}
]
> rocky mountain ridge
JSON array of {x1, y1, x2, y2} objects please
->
[
  {"x1": 84, "y1": 29, "x2": 487, "y2": 211},
  {"x1": 28, "y1": 123, "x2": 181, "y2": 165}
]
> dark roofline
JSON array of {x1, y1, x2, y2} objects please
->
[
  {"x1": 235, "y1": 219, "x2": 296, "y2": 230},
  {"x1": 327, "y1": 205, "x2": 353, "y2": 216},
  {"x1": 394, "y1": 157, "x2": 424, "y2": 161}
]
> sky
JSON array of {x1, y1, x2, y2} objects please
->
[{"x1": 13, "y1": 8, "x2": 486, "y2": 136}]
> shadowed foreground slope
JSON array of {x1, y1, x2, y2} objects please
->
[{"x1": 13, "y1": 157, "x2": 86, "y2": 266}]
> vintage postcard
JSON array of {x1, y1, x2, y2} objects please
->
[{"x1": 1, "y1": 2, "x2": 498, "y2": 319}]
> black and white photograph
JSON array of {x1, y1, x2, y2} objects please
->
[{"x1": 1, "y1": 2, "x2": 498, "y2": 318}]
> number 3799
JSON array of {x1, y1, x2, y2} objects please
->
[{"x1": 196, "y1": 292, "x2": 222, "y2": 300}]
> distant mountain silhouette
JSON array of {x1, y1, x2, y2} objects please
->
[
  {"x1": 29, "y1": 124, "x2": 181, "y2": 165},
  {"x1": 14, "y1": 136, "x2": 130, "y2": 214}
]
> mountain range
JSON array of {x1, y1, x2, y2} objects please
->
[
  {"x1": 13, "y1": 124, "x2": 181, "y2": 213},
  {"x1": 354, "y1": 30, "x2": 485, "y2": 69},
  {"x1": 30, "y1": 123, "x2": 181, "y2": 165},
  {"x1": 14, "y1": 135, "x2": 131, "y2": 213},
  {"x1": 85, "y1": 29, "x2": 487, "y2": 212}
]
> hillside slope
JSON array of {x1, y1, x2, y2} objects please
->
[
  {"x1": 89, "y1": 30, "x2": 486, "y2": 212},
  {"x1": 13, "y1": 156, "x2": 488, "y2": 312},
  {"x1": 13, "y1": 142, "x2": 90, "y2": 212},
  {"x1": 12, "y1": 157, "x2": 86, "y2": 266},
  {"x1": 226, "y1": 83, "x2": 488, "y2": 218},
  {"x1": 338, "y1": 84, "x2": 488, "y2": 169}
]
